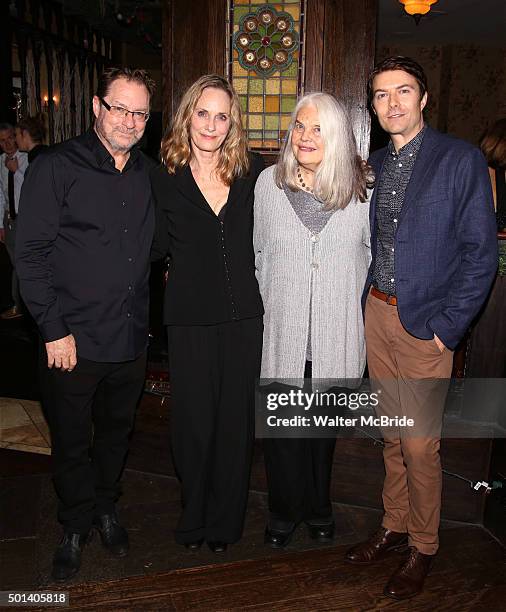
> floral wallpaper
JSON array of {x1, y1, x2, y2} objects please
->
[{"x1": 377, "y1": 44, "x2": 506, "y2": 145}]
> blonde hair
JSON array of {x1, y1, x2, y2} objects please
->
[
  {"x1": 161, "y1": 74, "x2": 249, "y2": 184},
  {"x1": 275, "y1": 92, "x2": 368, "y2": 210}
]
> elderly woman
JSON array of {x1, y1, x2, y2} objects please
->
[
  {"x1": 151, "y1": 75, "x2": 264, "y2": 553},
  {"x1": 254, "y1": 92, "x2": 371, "y2": 547}
]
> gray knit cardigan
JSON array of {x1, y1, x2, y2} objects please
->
[{"x1": 253, "y1": 165, "x2": 371, "y2": 380}]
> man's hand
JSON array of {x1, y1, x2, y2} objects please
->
[
  {"x1": 0, "y1": 228, "x2": 4, "y2": 242},
  {"x1": 434, "y1": 334, "x2": 446, "y2": 353},
  {"x1": 45, "y1": 334, "x2": 77, "y2": 371},
  {"x1": 5, "y1": 157, "x2": 18, "y2": 173}
]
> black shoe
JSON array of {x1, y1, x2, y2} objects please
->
[
  {"x1": 51, "y1": 531, "x2": 91, "y2": 582},
  {"x1": 264, "y1": 525, "x2": 296, "y2": 549},
  {"x1": 184, "y1": 538, "x2": 204, "y2": 551},
  {"x1": 305, "y1": 521, "x2": 335, "y2": 542},
  {"x1": 207, "y1": 541, "x2": 228, "y2": 553},
  {"x1": 92, "y1": 513, "x2": 129, "y2": 557}
]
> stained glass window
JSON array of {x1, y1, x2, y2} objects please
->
[{"x1": 227, "y1": 1, "x2": 305, "y2": 150}]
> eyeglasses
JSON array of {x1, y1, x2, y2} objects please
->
[{"x1": 99, "y1": 98, "x2": 150, "y2": 123}]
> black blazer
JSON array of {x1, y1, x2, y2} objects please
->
[{"x1": 151, "y1": 154, "x2": 265, "y2": 325}]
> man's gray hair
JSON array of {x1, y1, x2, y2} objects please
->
[{"x1": 0, "y1": 122, "x2": 14, "y2": 132}]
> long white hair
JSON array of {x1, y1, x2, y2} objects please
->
[{"x1": 275, "y1": 92, "x2": 367, "y2": 210}]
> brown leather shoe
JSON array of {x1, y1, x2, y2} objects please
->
[
  {"x1": 345, "y1": 527, "x2": 408, "y2": 565},
  {"x1": 384, "y1": 547, "x2": 434, "y2": 600}
]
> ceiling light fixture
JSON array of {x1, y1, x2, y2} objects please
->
[{"x1": 399, "y1": 0, "x2": 438, "y2": 25}]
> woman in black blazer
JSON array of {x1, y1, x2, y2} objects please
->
[{"x1": 151, "y1": 75, "x2": 264, "y2": 553}]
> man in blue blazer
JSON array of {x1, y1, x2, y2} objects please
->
[{"x1": 345, "y1": 56, "x2": 497, "y2": 600}]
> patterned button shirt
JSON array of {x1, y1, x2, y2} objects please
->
[{"x1": 372, "y1": 125, "x2": 426, "y2": 295}]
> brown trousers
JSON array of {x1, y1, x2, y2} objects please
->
[{"x1": 365, "y1": 291, "x2": 454, "y2": 555}]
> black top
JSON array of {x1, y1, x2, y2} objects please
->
[
  {"x1": 372, "y1": 126, "x2": 426, "y2": 295},
  {"x1": 494, "y1": 165, "x2": 506, "y2": 230},
  {"x1": 27, "y1": 144, "x2": 48, "y2": 164},
  {"x1": 16, "y1": 129, "x2": 155, "y2": 362},
  {"x1": 150, "y1": 154, "x2": 265, "y2": 325}
]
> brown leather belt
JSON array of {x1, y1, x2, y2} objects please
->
[{"x1": 371, "y1": 286, "x2": 397, "y2": 306}]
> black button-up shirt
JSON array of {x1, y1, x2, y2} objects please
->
[
  {"x1": 372, "y1": 126, "x2": 426, "y2": 295},
  {"x1": 16, "y1": 129, "x2": 155, "y2": 362}
]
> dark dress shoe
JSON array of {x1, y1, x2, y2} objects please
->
[
  {"x1": 93, "y1": 513, "x2": 129, "y2": 557},
  {"x1": 184, "y1": 538, "x2": 204, "y2": 551},
  {"x1": 305, "y1": 521, "x2": 335, "y2": 542},
  {"x1": 345, "y1": 527, "x2": 408, "y2": 565},
  {"x1": 51, "y1": 532, "x2": 91, "y2": 582},
  {"x1": 384, "y1": 547, "x2": 434, "y2": 600},
  {"x1": 264, "y1": 525, "x2": 296, "y2": 549},
  {"x1": 207, "y1": 541, "x2": 228, "y2": 553}
]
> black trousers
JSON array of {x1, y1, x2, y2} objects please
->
[
  {"x1": 167, "y1": 317, "x2": 263, "y2": 544},
  {"x1": 263, "y1": 362, "x2": 337, "y2": 528},
  {"x1": 40, "y1": 347, "x2": 146, "y2": 533}
]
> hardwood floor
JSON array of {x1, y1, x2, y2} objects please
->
[
  {"x1": 26, "y1": 527, "x2": 506, "y2": 611},
  {"x1": 2, "y1": 445, "x2": 505, "y2": 611}
]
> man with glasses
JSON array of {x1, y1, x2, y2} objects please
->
[{"x1": 16, "y1": 67, "x2": 156, "y2": 581}]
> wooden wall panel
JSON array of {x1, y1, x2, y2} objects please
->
[
  {"x1": 0, "y1": 0, "x2": 15, "y2": 123},
  {"x1": 162, "y1": 0, "x2": 227, "y2": 128},
  {"x1": 346, "y1": 0, "x2": 377, "y2": 157},
  {"x1": 303, "y1": 0, "x2": 325, "y2": 93},
  {"x1": 302, "y1": 0, "x2": 378, "y2": 156},
  {"x1": 250, "y1": 437, "x2": 492, "y2": 523}
]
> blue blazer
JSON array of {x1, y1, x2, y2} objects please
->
[{"x1": 363, "y1": 125, "x2": 498, "y2": 350}]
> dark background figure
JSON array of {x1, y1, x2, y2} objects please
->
[
  {"x1": 15, "y1": 67, "x2": 156, "y2": 582},
  {"x1": 0, "y1": 123, "x2": 29, "y2": 320},
  {"x1": 15, "y1": 114, "x2": 48, "y2": 164},
  {"x1": 466, "y1": 118, "x2": 506, "y2": 378},
  {"x1": 150, "y1": 75, "x2": 264, "y2": 554}
]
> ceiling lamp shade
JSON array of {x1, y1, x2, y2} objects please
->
[{"x1": 399, "y1": 0, "x2": 438, "y2": 17}]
